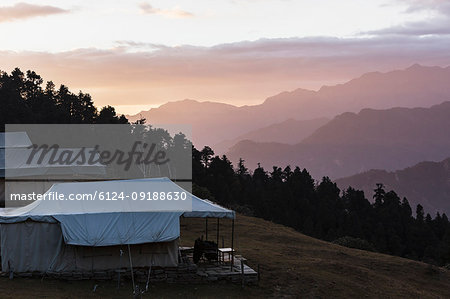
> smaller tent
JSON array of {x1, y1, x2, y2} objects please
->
[
  {"x1": 0, "y1": 178, "x2": 234, "y2": 274},
  {"x1": 0, "y1": 132, "x2": 32, "y2": 148},
  {"x1": 1, "y1": 132, "x2": 106, "y2": 208}
]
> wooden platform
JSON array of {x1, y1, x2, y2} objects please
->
[
  {"x1": 180, "y1": 249, "x2": 258, "y2": 284},
  {"x1": 3, "y1": 250, "x2": 258, "y2": 285},
  {"x1": 195, "y1": 257, "x2": 258, "y2": 283}
]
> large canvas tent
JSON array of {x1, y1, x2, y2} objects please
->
[{"x1": 0, "y1": 178, "x2": 234, "y2": 274}]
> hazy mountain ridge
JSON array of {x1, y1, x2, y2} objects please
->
[
  {"x1": 302, "y1": 103, "x2": 450, "y2": 146},
  {"x1": 127, "y1": 64, "x2": 450, "y2": 147},
  {"x1": 226, "y1": 101, "x2": 450, "y2": 180},
  {"x1": 335, "y1": 158, "x2": 450, "y2": 215},
  {"x1": 213, "y1": 117, "x2": 329, "y2": 155}
]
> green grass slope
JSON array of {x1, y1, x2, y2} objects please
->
[{"x1": 1, "y1": 214, "x2": 449, "y2": 298}]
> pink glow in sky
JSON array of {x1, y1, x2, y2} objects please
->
[{"x1": 1, "y1": 0, "x2": 450, "y2": 114}]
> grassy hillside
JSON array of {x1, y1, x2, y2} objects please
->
[{"x1": 1, "y1": 214, "x2": 449, "y2": 298}]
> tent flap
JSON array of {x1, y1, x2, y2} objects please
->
[{"x1": 55, "y1": 212, "x2": 181, "y2": 246}]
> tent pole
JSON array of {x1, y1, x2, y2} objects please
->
[
  {"x1": 230, "y1": 218, "x2": 234, "y2": 271},
  {"x1": 216, "y1": 218, "x2": 220, "y2": 263},
  {"x1": 127, "y1": 244, "x2": 135, "y2": 294},
  {"x1": 205, "y1": 217, "x2": 208, "y2": 240}
]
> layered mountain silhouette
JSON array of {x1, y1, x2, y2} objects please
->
[
  {"x1": 226, "y1": 102, "x2": 450, "y2": 180},
  {"x1": 213, "y1": 118, "x2": 329, "y2": 154},
  {"x1": 128, "y1": 64, "x2": 450, "y2": 147},
  {"x1": 335, "y1": 158, "x2": 450, "y2": 215}
]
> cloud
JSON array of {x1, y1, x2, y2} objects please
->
[
  {"x1": 0, "y1": 2, "x2": 68, "y2": 23},
  {"x1": 115, "y1": 41, "x2": 171, "y2": 51},
  {"x1": 363, "y1": 1, "x2": 450, "y2": 37},
  {"x1": 399, "y1": 0, "x2": 450, "y2": 14},
  {"x1": 1, "y1": 36, "x2": 450, "y2": 111},
  {"x1": 139, "y1": 3, "x2": 194, "y2": 18},
  {"x1": 363, "y1": 19, "x2": 450, "y2": 36}
]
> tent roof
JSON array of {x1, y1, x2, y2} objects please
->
[
  {"x1": 0, "y1": 178, "x2": 235, "y2": 246},
  {"x1": 0, "y1": 178, "x2": 234, "y2": 218},
  {"x1": 184, "y1": 196, "x2": 235, "y2": 219},
  {"x1": 0, "y1": 132, "x2": 32, "y2": 148},
  {"x1": 1, "y1": 132, "x2": 105, "y2": 176},
  {"x1": 0, "y1": 178, "x2": 234, "y2": 219}
]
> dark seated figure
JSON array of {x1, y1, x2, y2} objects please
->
[{"x1": 193, "y1": 237, "x2": 218, "y2": 263}]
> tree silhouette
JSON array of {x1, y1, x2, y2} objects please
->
[
  {"x1": 192, "y1": 146, "x2": 450, "y2": 266},
  {"x1": 1, "y1": 68, "x2": 129, "y2": 130}
]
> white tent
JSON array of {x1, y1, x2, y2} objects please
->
[
  {"x1": 0, "y1": 178, "x2": 234, "y2": 273},
  {"x1": 3, "y1": 147, "x2": 105, "y2": 177},
  {"x1": 0, "y1": 132, "x2": 32, "y2": 148},
  {"x1": 1, "y1": 131, "x2": 105, "y2": 178}
]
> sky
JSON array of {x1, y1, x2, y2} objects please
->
[{"x1": 1, "y1": 0, "x2": 450, "y2": 114}]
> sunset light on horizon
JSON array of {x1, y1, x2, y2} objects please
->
[{"x1": 1, "y1": 0, "x2": 450, "y2": 114}]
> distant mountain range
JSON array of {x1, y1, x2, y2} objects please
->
[
  {"x1": 128, "y1": 64, "x2": 450, "y2": 148},
  {"x1": 335, "y1": 158, "x2": 450, "y2": 216},
  {"x1": 226, "y1": 102, "x2": 450, "y2": 179},
  {"x1": 126, "y1": 64, "x2": 450, "y2": 217},
  {"x1": 213, "y1": 118, "x2": 329, "y2": 155}
]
